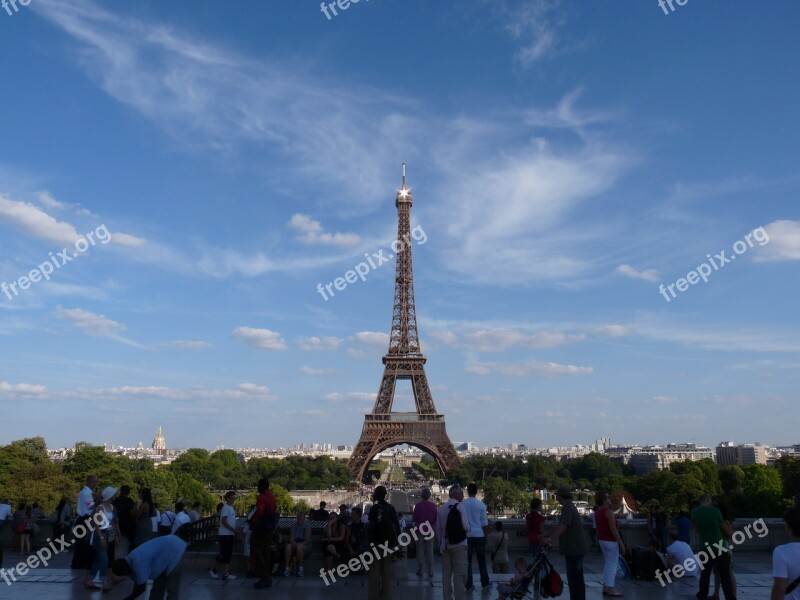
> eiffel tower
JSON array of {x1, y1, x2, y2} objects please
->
[{"x1": 349, "y1": 165, "x2": 460, "y2": 482}]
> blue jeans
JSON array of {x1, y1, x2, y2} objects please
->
[
  {"x1": 564, "y1": 555, "x2": 586, "y2": 600},
  {"x1": 466, "y1": 537, "x2": 489, "y2": 588}
]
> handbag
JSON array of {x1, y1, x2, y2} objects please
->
[
  {"x1": 491, "y1": 532, "x2": 506, "y2": 562},
  {"x1": 786, "y1": 574, "x2": 800, "y2": 594}
]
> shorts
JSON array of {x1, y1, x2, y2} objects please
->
[{"x1": 217, "y1": 535, "x2": 235, "y2": 564}]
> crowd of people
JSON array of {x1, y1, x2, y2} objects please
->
[{"x1": 1, "y1": 479, "x2": 799, "y2": 600}]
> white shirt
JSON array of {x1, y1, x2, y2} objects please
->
[
  {"x1": 436, "y1": 499, "x2": 470, "y2": 550},
  {"x1": 461, "y1": 496, "x2": 489, "y2": 538},
  {"x1": 171, "y1": 511, "x2": 191, "y2": 534},
  {"x1": 218, "y1": 504, "x2": 237, "y2": 536},
  {"x1": 188, "y1": 510, "x2": 201, "y2": 523},
  {"x1": 0, "y1": 503, "x2": 12, "y2": 522},
  {"x1": 160, "y1": 510, "x2": 176, "y2": 527},
  {"x1": 666, "y1": 540, "x2": 698, "y2": 577},
  {"x1": 77, "y1": 486, "x2": 95, "y2": 517},
  {"x1": 773, "y1": 542, "x2": 800, "y2": 599}
]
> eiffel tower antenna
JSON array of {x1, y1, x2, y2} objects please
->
[{"x1": 348, "y1": 165, "x2": 460, "y2": 482}]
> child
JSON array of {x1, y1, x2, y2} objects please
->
[{"x1": 497, "y1": 556, "x2": 529, "y2": 600}]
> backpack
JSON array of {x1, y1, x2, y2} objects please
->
[
  {"x1": 539, "y1": 556, "x2": 564, "y2": 598},
  {"x1": 445, "y1": 504, "x2": 466, "y2": 545},
  {"x1": 371, "y1": 503, "x2": 399, "y2": 547}
]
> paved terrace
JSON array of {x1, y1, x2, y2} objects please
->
[{"x1": 0, "y1": 545, "x2": 776, "y2": 599}]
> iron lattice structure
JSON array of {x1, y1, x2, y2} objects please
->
[{"x1": 349, "y1": 166, "x2": 460, "y2": 482}]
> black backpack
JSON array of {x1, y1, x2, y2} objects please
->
[
  {"x1": 371, "y1": 503, "x2": 399, "y2": 546},
  {"x1": 445, "y1": 504, "x2": 466, "y2": 545}
]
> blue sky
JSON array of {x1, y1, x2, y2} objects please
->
[{"x1": 1, "y1": 0, "x2": 798, "y2": 451}]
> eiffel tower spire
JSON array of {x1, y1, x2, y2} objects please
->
[{"x1": 348, "y1": 165, "x2": 460, "y2": 481}]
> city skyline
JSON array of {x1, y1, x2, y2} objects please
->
[{"x1": 1, "y1": 1, "x2": 799, "y2": 449}]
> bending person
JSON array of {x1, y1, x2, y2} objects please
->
[{"x1": 110, "y1": 534, "x2": 187, "y2": 600}]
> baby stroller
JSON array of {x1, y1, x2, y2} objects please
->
[{"x1": 501, "y1": 546, "x2": 563, "y2": 600}]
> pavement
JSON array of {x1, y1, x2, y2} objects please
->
[{"x1": 0, "y1": 545, "x2": 776, "y2": 599}]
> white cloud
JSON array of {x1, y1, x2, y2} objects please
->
[
  {"x1": 157, "y1": 340, "x2": 212, "y2": 350},
  {"x1": 70, "y1": 383, "x2": 276, "y2": 403},
  {"x1": 232, "y1": 327, "x2": 287, "y2": 350},
  {"x1": 615, "y1": 264, "x2": 660, "y2": 282},
  {"x1": 56, "y1": 306, "x2": 142, "y2": 347},
  {"x1": 651, "y1": 395, "x2": 678, "y2": 403},
  {"x1": 289, "y1": 214, "x2": 360, "y2": 247},
  {"x1": 111, "y1": 232, "x2": 147, "y2": 248},
  {"x1": 300, "y1": 366, "x2": 344, "y2": 377},
  {"x1": 497, "y1": 0, "x2": 561, "y2": 66},
  {"x1": 0, "y1": 194, "x2": 80, "y2": 245},
  {"x1": 754, "y1": 220, "x2": 800, "y2": 261},
  {"x1": 466, "y1": 360, "x2": 593, "y2": 376},
  {"x1": 36, "y1": 191, "x2": 67, "y2": 211},
  {"x1": 0, "y1": 381, "x2": 48, "y2": 396},
  {"x1": 353, "y1": 331, "x2": 390, "y2": 347},
  {"x1": 322, "y1": 392, "x2": 374, "y2": 404},
  {"x1": 297, "y1": 336, "x2": 342, "y2": 351},
  {"x1": 431, "y1": 327, "x2": 585, "y2": 351},
  {"x1": 592, "y1": 325, "x2": 632, "y2": 338}
]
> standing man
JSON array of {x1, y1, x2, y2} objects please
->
[
  {"x1": 368, "y1": 485, "x2": 401, "y2": 600},
  {"x1": 692, "y1": 494, "x2": 735, "y2": 600},
  {"x1": 462, "y1": 482, "x2": 490, "y2": 590},
  {"x1": 114, "y1": 485, "x2": 137, "y2": 550},
  {"x1": 771, "y1": 507, "x2": 800, "y2": 600},
  {"x1": 250, "y1": 478, "x2": 278, "y2": 590},
  {"x1": 412, "y1": 487, "x2": 438, "y2": 579},
  {"x1": 72, "y1": 474, "x2": 99, "y2": 587},
  {"x1": 436, "y1": 485, "x2": 470, "y2": 600},
  {"x1": 110, "y1": 533, "x2": 187, "y2": 600},
  {"x1": 541, "y1": 488, "x2": 587, "y2": 600},
  {"x1": 0, "y1": 497, "x2": 11, "y2": 532}
]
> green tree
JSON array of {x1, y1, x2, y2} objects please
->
[
  {"x1": 775, "y1": 456, "x2": 800, "y2": 501},
  {"x1": 741, "y1": 465, "x2": 784, "y2": 517}
]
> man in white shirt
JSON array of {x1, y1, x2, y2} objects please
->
[
  {"x1": 462, "y1": 482, "x2": 490, "y2": 590},
  {"x1": 436, "y1": 485, "x2": 470, "y2": 600},
  {"x1": 72, "y1": 474, "x2": 98, "y2": 584},
  {"x1": 0, "y1": 498, "x2": 11, "y2": 524},
  {"x1": 171, "y1": 502, "x2": 191, "y2": 535},
  {"x1": 772, "y1": 507, "x2": 800, "y2": 600},
  {"x1": 665, "y1": 533, "x2": 698, "y2": 578}
]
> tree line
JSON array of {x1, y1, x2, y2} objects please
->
[{"x1": 2, "y1": 438, "x2": 798, "y2": 518}]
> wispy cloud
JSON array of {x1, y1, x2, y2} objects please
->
[
  {"x1": 466, "y1": 360, "x2": 593, "y2": 376},
  {"x1": 297, "y1": 336, "x2": 343, "y2": 351},
  {"x1": 436, "y1": 328, "x2": 585, "y2": 352},
  {"x1": 494, "y1": 0, "x2": 562, "y2": 66},
  {"x1": 300, "y1": 366, "x2": 344, "y2": 377},
  {"x1": 56, "y1": 306, "x2": 143, "y2": 347},
  {"x1": 615, "y1": 264, "x2": 660, "y2": 282}
]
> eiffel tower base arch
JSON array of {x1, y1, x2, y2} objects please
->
[{"x1": 348, "y1": 417, "x2": 461, "y2": 483}]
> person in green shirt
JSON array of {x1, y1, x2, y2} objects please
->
[
  {"x1": 691, "y1": 495, "x2": 735, "y2": 600},
  {"x1": 542, "y1": 488, "x2": 587, "y2": 600}
]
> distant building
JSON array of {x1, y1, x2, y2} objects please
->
[
  {"x1": 629, "y1": 443, "x2": 714, "y2": 475},
  {"x1": 716, "y1": 442, "x2": 767, "y2": 467},
  {"x1": 152, "y1": 426, "x2": 167, "y2": 456}
]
